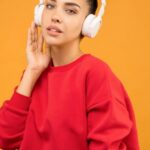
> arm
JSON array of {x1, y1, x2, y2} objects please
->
[
  {"x1": 0, "y1": 68, "x2": 42, "y2": 149},
  {"x1": 16, "y1": 66, "x2": 43, "y2": 97},
  {"x1": 86, "y1": 63, "x2": 140, "y2": 150}
]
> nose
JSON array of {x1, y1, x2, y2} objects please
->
[
  {"x1": 52, "y1": 17, "x2": 61, "y2": 23},
  {"x1": 51, "y1": 13, "x2": 62, "y2": 23}
]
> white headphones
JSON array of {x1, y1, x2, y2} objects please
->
[{"x1": 34, "y1": 0, "x2": 106, "y2": 38}]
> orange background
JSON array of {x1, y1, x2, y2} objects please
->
[{"x1": 0, "y1": 0, "x2": 149, "y2": 149}]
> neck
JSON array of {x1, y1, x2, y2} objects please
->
[{"x1": 49, "y1": 39, "x2": 85, "y2": 67}]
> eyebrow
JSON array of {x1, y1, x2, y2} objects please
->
[{"x1": 47, "y1": 0, "x2": 81, "y2": 9}]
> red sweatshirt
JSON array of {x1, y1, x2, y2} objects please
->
[{"x1": 0, "y1": 53, "x2": 140, "y2": 150}]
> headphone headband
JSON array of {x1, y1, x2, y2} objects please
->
[{"x1": 97, "y1": 0, "x2": 106, "y2": 22}]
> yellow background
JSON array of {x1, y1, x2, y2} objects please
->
[{"x1": 0, "y1": 0, "x2": 149, "y2": 149}]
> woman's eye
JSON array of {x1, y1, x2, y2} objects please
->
[
  {"x1": 45, "y1": 4, "x2": 54, "y2": 9},
  {"x1": 45, "y1": 4, "x2": 76, "y2": 15},
  {"x1": 66, "y1": 10, "x2": 76, "y2": 15}
]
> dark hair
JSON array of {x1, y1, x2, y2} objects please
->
[
  {"x1": 87, "y1": 0, "x2": 98, "y2": 15},
  {"x1": 80, "y1": 0, "x2": 98, "y2": 40}
]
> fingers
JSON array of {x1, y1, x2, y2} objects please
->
[
  {"x1": 31, "y1": 21, "x2": 38, "y2": 50},
  {"x1": 37, "y1": 31, "x2": 44, "y2": 53},
  {"x1": 45, "y1": 42, "x2": 51, "y2": 53},
  {"x1": 34, "y1": 23, "x2": 38, "y2": 48},
  {"x1": 27, "y1": 27, "x2": 32, "y2": 47},
  {"x1": 26, "y1": 21, "x2": 35, "y2": 51},
  {"x1": 26, "y1": 21, "x2": 44, "y2": 53},
  {"x1": 44, "y1": 42, "x2": 51, "y2": 56},
  {"x1": 31, "y1": 21, "x2": 35, "y2": 42}
]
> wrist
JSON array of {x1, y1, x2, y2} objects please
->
[{"x1": 26, "y1": 65, "x2": 44, "y2": 75}]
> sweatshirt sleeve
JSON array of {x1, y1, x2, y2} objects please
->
[
  {"x1": 0, "y1": 69, "x2": 32, "y2": 149},
  {"x1": 86, "y1": 62, "x2": 140, "y2": 150}
]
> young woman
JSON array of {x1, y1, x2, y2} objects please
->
[{"x1": 0, "y1": 0, "x2": 140, "y2": 149}]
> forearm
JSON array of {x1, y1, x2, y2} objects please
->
[{"x1": 16, "y1": 67, "x2": 42, "y2": 97}]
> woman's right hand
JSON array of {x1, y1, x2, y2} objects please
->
[{"x1": 26, "y1": 21, "x2": 51, "y2": 73}]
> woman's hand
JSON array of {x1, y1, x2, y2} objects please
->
[{"x1": 26, "y1": 21, "x2": 51, "y2": 73}]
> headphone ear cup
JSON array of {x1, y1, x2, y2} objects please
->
[
  {"x1": 34, "y1": 5, "x2": 39, "y2": 25},
  {"x1": 90, "y1": 17, "x2": 102, "y2": 37},
  {"x1": 34, "y1": 4, "x2": 45, "y2": 26},
  {"x1": 82, "y1": 14, "x2": 96, "y2": 38},
  {"x1": 82, "y1": 14, "x2": 102, "y2": 38}
]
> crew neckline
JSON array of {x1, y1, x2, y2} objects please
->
[{"x1": 47, "y1": 53, "x2": 91, "y2": 72}]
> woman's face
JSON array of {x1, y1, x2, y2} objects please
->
[{"x1": 41, "y1": 0, "x2": 89, "y2": 46}]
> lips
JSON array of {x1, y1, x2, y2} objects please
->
[{"x1": 47, "y1": 25, "x2": 63, "y2": 33}]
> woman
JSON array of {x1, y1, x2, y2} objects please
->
[{"x1": 0, "y1": 0, "x2": 140, "y2": 149}]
